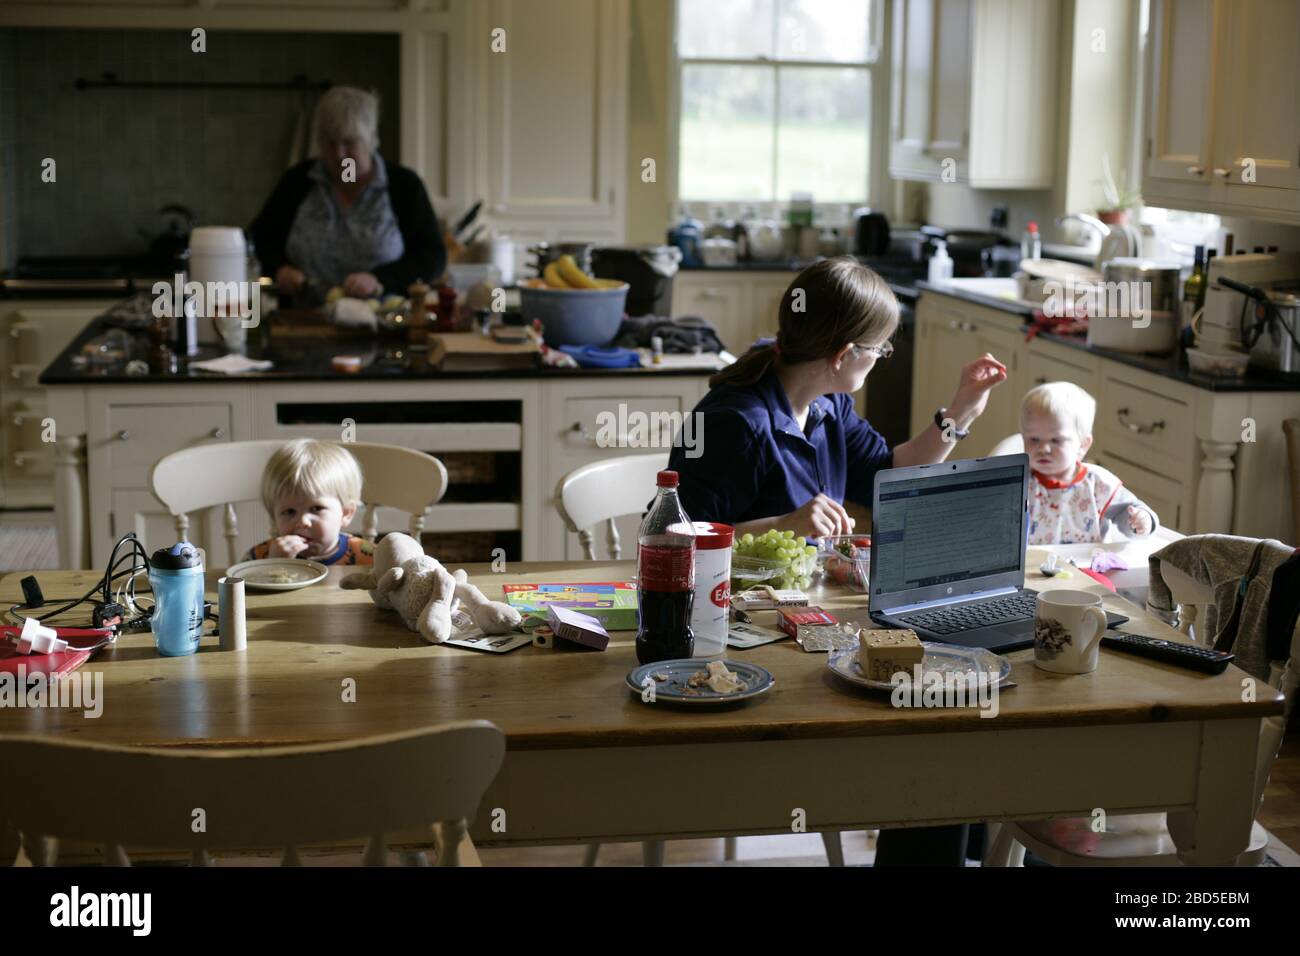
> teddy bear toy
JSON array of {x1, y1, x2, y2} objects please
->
[{"x1": 339, "y1": 532, "x2": 522, "y2": 644}]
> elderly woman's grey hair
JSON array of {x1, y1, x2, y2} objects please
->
[{"x1": 313, "y1": 85, "x2": 380, "y2": 153}]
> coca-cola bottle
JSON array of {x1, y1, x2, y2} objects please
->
[{"x1": 635, "y1": 470, "x2": 696, "y2": 664}]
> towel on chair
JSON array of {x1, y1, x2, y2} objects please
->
[{"x1": 1147, "y1": 534, "x2": 1295, "y2": 680}]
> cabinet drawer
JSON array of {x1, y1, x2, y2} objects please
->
[
  {"x1": 105, "y1": 403, "x2": 233, "y2": 488},
  {"x1": 1098, "y1": 377, "x2": 1191, "y2": 462},
  {"x1": 1024, "y1": 343, "x2": 1099, "y2": 392},
  {"x1": 559, "y1": 395, "x2": 685, "y2": 456},
  {"x1": 1096, "y1": 450, "x2": 1183, "y2": 532}
]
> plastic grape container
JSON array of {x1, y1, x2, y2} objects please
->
[{"x1": 817, "y1": 535, "x2": 872, "y2": 593}]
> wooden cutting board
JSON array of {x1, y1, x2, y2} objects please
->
[{"x1": 429, "y1": 329, "x2": 541, "y2": 370}]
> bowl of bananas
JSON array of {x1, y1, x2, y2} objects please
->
[{"x1": 518, "y1": 254, "x2": 628, "y2": 347}]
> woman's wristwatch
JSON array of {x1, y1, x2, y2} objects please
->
[{"x1": 934, "y1": 407, "x2": 970, "y2": 441}]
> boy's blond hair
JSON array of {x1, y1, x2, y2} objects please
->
[
  {"x1": 1020, "y1": 381, "x2": 1096, "y2": 439},
  {"x1": 261, "y1": 439, "x2": 363, "y2": 518}
]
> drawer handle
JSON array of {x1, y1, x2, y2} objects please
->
[
  {"x1": 116, "y1": 430, "x2": 130, "y2": 441},
  {"x1": 570, "y1": 421, "x2": 592, "y2": 442},
  {"x1": 1213, "y1": 167, "x2": 1230, "y2": 178},
  {"x1": 12, "y1": 452, "x2": 30, "y2": 468},
  {"x1": 948, "y1": 319, "x2": 977, "y2": 332},
  {"x1": 8, "y1": 322, "x2": 35, "y2": 339},
  {"x1": 209, "y1": 427, "x2": 226, "y2": 439},
  {"x1": 1185, "y1": 165, "x2": 1204, "y2": 176},
  {"x1": 1034, "y1": 376, "x2": 1048, "y2": 385},
  {"x1": 1117, "y1": 408, "x2": 1165, "y2": 435},
  {"x1": 697, "y1": 289, "x2": 724, "y2": 300}
]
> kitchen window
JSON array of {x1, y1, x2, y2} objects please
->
[{"x1": 673, "y1": 0, "x2": 881, "y2": 204}]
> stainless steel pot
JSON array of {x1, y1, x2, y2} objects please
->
[{"x1": 1088, "y1": 258, "x2": 1182, "y2": 354}]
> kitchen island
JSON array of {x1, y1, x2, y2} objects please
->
[{"x1": 40, "y1": 312, "x2": 716, "y2": 567}]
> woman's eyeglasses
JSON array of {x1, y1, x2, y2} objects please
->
[{"x1": 852, "y1": 341, "x2": 895, "y2": 359}]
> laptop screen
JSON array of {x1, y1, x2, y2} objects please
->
[{"x1": 871, "y1": 457, "x2": 1028, "y2": 605}]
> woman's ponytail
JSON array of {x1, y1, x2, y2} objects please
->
[{"x1": 705, "y1": 256, "x2": 900, "y2": 392}]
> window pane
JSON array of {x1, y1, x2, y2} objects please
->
[
  {"x1": 677, "y1": 0, "x2": 775, "y2": 59},
  {"x1": 679, "y1": 65, "x2": 776, "y2": 201},
  {"x1": 775, "y1": 67, "x2": 870, "y2": 202},
  {"x1": 777, "y1": 0, "x2": 872, "y2": 62}
]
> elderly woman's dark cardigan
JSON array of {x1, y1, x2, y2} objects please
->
[{"x1": 250, "y1": 154, "x2": 447, "y2": 294}]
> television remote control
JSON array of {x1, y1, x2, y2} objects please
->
[{"x1": 1102, "y1": 631, "x2": 1234, "y2": 674}]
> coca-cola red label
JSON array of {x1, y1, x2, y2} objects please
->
[
  {"x1": 638, "y1": 544, "x2": 695, "y2": 592},
  {"x1": 710, "y1": 580, "x2": 731, "y2": 608}
]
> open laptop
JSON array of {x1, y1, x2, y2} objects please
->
[{"x1": 868, "y1": 454, "x2": 1126, "y2": 653}]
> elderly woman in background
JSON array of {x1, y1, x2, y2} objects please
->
[{"x1": 251, "y1": 85, "x2": 445, "y2": 301}]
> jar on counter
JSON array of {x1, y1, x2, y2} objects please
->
[{"x1": 690, "y1": 521, "x2": 734, "y2": 660}]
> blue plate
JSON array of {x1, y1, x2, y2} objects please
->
[{"x1": 627, "y1": 658, "x2": 774, "y2": 705}]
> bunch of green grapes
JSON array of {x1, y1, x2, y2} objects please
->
[{"x1": 731, "y1": 530, "x2": 818, "y2": 591}]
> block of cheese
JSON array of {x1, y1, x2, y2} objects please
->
[{"x1": 858, "y1": 629, "x2": 924, "y2": 682}]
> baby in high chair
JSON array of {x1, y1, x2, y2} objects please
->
[
  {"x1": 243, "y1": 438, "x2": 375, "y2": 566},
  {"x1": 1021, "y1": 382, "x2": 1159, "y2": 545}
]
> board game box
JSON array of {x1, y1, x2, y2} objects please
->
[{"x1": 502, "y1": 581, "x2": 639, "y2": 631}]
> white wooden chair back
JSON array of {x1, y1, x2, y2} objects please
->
[
  {"x1": 988, "y1": 433, "x2": 1025, "y2": 457},
  {"x1": 0, "y1": 721, "x2": 504, "y2": 866},
  {"x1": 151, "y1": 440, "x2": 448, "y2": 565},
  {"x1": 554, "y1": 453, "x2": 669, "y2": 560}
]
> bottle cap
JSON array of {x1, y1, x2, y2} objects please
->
[
  {"x1": 1028, "y1": 221, "x2": 1039, "y2": 232},
  {"x1": 656, "y1": 470, "x2": 679, "y2": 488},
  {"x1": 151, "y1": 541, "x2": 202, "y2": 570}
]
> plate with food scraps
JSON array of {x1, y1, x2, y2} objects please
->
[
  {"x1": 626, "y1": 658, "x2": 774, "y2": 706},
  {"x1": 827, "y1": 641, "x2": 1012, "y2": 693},
  {"x1": 225, "y1": 558, "x2": 329, "y2": 591}
]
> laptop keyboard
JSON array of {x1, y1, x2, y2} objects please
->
[{"x1": 900, "y1": 593, "x2": 1038, "y2": 636}]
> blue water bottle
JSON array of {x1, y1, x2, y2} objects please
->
[{"x1": 149, "y1": 541, "x2": 206, "y2": 656}]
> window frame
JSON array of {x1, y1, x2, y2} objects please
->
[{"x1": 667, "y1": 0, "x2": 888, "y2": 217}]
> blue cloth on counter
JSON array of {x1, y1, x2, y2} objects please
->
[
  {"x1": 667, "y1": 368, "x2": 893, "y2": 524},
  {"x1": 558, "y1": 345, "x2": 642, "y2": 368}
]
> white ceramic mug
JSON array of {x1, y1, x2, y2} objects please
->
[{"x1": 1034, "y1": 589, "x2": 1108, "y2": 674}]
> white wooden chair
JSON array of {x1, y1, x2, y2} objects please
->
[
  {"x1": 554, "y1": 454, "x2": 848, "y2": 867},
  {"x1": 151, "y1": 440, "x2": 449, "y2": 566},
  {"x1": 988, "y1": 433, "x2": 1024, "y2": 457},
  {"x1": 0, "y1": 721, "x2": 504, "y2": 866},
  {"x1": 984, "y1": 561, "x2": 1299, "y2": 867},
  {"x1": 555, "y1": 453, "x2": 669, "y2": 560}
]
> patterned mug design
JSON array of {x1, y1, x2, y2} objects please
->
[{"x1": 1034, "y1": 616, "x2": 1073, "y2": 658}]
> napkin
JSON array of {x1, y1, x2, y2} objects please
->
[{"x1": 189, "y1": 354, "x2": 275, "y2": 374}]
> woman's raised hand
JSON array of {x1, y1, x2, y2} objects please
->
[
  {"x1": 949, "y1": 352, "x2": 1009, "y2": 426},
  {"x1": 785, "y1": 493, "x2": 855, "y2": 539}
]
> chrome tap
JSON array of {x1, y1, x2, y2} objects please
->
[{"x1": 1055, "y1": 212, "x2": 1110, "y2": 243}]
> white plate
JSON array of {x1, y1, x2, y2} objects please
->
[
  {"x1": 827, "y1": 641, "x2": 1011, "y2": 693},
  {"x1": 226, "y1": 558, "x2": 329, "y2": 591}
]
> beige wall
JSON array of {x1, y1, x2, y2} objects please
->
[{"x1": 625, "y1": 0, "x2": 672, "y2": 244}]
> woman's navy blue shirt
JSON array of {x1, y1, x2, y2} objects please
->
[{"x1": 667, "y1": 370, "x2": 893, "y2": 525}]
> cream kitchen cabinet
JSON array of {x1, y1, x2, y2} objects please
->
[
  {"x1": 889, "y1": 0, "x2": 1059, "y2": 188},
  {"x1": 916, "y1": 288, "x2": 1300, "y2": 539},
  {"x1": 910, "y1": 294, "x2": 1024, "y2": 459},
  {"x1": 467, "y1": 0, "x2": 629, "y2": 243},
  {"x1": 1143, "y1": 0, "x2": 1300, "y2": 223},
  {"x1": 0, "y1": 299, "x2": 115, "y2": 509},
  {"x1": 673, "y1": 271, "x2": 792, "y2": 357}
]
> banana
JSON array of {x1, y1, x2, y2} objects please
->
[
  {"x1": 556, "y1": 254, "x2": 599, "y2": 289},
  {"x1": 592, "y1": 278, "x2": 625, "y2": 289},
  {"x1": 543, "y1": 262, "x2": 571, "y2": 289}
]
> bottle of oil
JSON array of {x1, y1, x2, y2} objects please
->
[{"x1": 1180, "y1": 244, "x2": 1206, "y2": 333}]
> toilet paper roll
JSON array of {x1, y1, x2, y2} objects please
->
[{"x1": 218, "y1": 576, "x2": 247, "y2": 651}]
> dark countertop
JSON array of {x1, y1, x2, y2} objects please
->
[
  {"x1": 39, "y1": 312, "x2": 719, "y2": 386},
  {"x1": 918, "y1": 281, "x2": 1300, "y2": 393},
  {"x1": 681, "y1": 255, "x2": 924, "y2": 302}
]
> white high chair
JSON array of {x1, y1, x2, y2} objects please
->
[{"x1": 983, "y1": 562, "x2": 1298, "y2": 867}]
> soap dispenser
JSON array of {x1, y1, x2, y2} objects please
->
[{"x1": 928, "y1": 239, "x2": 954, "y2": 284}]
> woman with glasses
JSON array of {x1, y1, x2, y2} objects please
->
[{"x1": 668, "y1": 256, "x2": 1008, "y2": 539}]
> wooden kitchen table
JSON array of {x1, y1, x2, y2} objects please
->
[{"x1": 0, "y1": 560, "x2": 1284, "y2": 866}]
